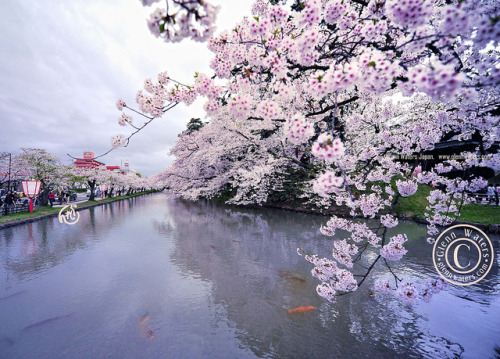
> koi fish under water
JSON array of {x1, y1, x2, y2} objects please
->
[
  {"x1": 139, "y1": 315, "x2": 150, "y2": 325},
  {"x1": 278, "y1": 270, "x2": 307, "y2": 284},
  {"x1": 23, "y1": 313, "x2": 74, "y2": 331},
  {"x1": 287, "y1": 306, "x2": 315, "y2": 314},
  {"x1": 0, "y1": 336, "x2": 14, "y2": 348},
  {"x1": 139, "y1": 315, "x2": 154, "y2": 339},
  {"x1": 0, "y1": 290, "x2": 27, "y2": 301}
]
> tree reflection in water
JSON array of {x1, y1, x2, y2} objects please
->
[{"x1": 158, "y1": 198, "x2": 497, "y2": 358}]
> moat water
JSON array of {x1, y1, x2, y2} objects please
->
[{"x1": 0, "y1": 193, "x2": 498, "y2": 358}]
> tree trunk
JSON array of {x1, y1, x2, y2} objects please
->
[
  {"x1": 40, "y1": 180, "x2": 49, "y2": 206},
  {"x1": 88, "y1": 179, "x2": 96, "y2": 201}
]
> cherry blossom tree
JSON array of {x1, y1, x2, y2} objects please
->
[
  {"x1": 15, "y1": 148, "x2": 70, "y2": 205},
  {"x1": 117, "y1": 0, "x2": 500, "y2": 304},
  {"x1": 0, "y1": 152, "x2": 29, "y2": 190},
  {"x1": 140, "y1": 0, "x2": 220, "y2": 43}
]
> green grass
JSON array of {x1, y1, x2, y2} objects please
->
[
  {"x1": 0, "y1": 206, "x2": 60, "y2": 225},
  {"x1": 395, "y1": 185, "x2": 500, "y2": 225},
  {"x1": 457, "y1": 203, "x2": 500, "y2": 225},
  {"x1": 394, "y1": 185, "x2": 433, "y2": 219},
  {"x1": 0, "y1": 191, "x2": 156, "y2": 225}
]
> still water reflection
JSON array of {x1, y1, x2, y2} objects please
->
[{"x1": 0, "y1": 193, "x2": 498, "y2": 358}]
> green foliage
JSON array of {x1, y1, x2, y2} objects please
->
[
  {"x1": 181, "y1": 118, "x2": 206, "y2": 136},
  {"x1": 267, "y1": 166, "x2": 314, "y2": 206}
]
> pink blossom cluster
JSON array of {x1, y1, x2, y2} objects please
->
[
  {"x1": 158, "y1": 71, "x2": 169, "y2": 84},
  {"x1": 385, "y1": 0, "x2": 433, "y2": 29},
  {"x1": 374, "y1": 278, "x2": 392, "y2": 294},
  {"x1": 405, "y1": 60, "x2": 466, "y2": 101},
  {"x1": 316, "y1": 282, "x2": 337, "y2": 303},
  {"x1": 320, "y1": 216, "x2": 381, "y2": 247},
  {"x1": 385, "y1": 185, "x2": 395, "y2": 196},
  {"x1": 249, "y1": 17, "x2": 271, "y2": 38},
  {"x1": 167, "y1": 87, "x2": 198, "y2": 105},
  {"x1": 194, "y1": 73, "x2": 222, "y2": 100},
  {"x1": 116, "y1": 99, "x2": 126, "y2": 111},
  {"x1": 416, "y1": 171, "x2": 439, "y2": 185},
  {"x1": 118, "y1": 113, "x2": 133, "y2": 127},
  {"x1": 145, "y1": 1, "x2": 219, "y2": 43},
  {"x1": 257, "y1": 101, "x2": 283, "y2": 121},
  {"x1": 268, "y1": 5, "x2": 288, "y2": 27},
  {"x1": 312, "y1": 134, "x2": 345, "y2": 163},
  {"x1": 425, "y1": 189, "x2": 459, "y2": 232},
  {"x1": 140, "y1": 0, "x2": 159, "y2": 5},
  {"x1": 312, "y1": 172, "x2": 343, "y2": 198},
  {"x1": 357, "y1": 50, "x2": 402, "y2": 94},
  {"x1": 380, "y1": 234, "x2": 408, "y2": 261},
  {"x1": 111, "y1": 134, "x2": 126, "y2": 148},
  {"x1": 473, "y1": 14, "x2": 500, "y2": 47},
  {"x1": 332, "y1": 239, "x2": 358, "y2": 268},
  {"x1": 309, "y1": 257, "x2": 338, "y2": 282},
  {"x1": 331, "y1": 269, "x2": 358, "y2": 292},
  {"x1": 324, "y1": 0, "x2": 352, "y2": 26},
  {"x1": 357, "y1": 193, "x2": 385, "y2": 218},
  {"x1": 296, "y1": 0, "x2": 321, "y2": 27},
  {"x1": 397, "y1": 280, "x2": 419, "y2": 304},
  {"x1": 251, "y1": 0, "x2": 269, "y2": 17},
  {"x1": 380, "y1": 214, "x2": 398, "y2": 228},
  {"x1": 396, "y1": 179, "x2": 418, "y2": 197},
  {"x1": 306, "y1": 63, "x2": 359, "y2": 99},
  {"x1": 135, "y1": 90, "x2": 163, "y2": 117},
  {"x1": 358, "y1": 19, "x2": 388, "y2": 42},
  {"x1": 319, "y1": 215, "x2": 351, "y2": 237},
  {"x1": 439, "y1": 5, "x2": 469, "y2": 36},
  {"x1": 228, "y1": 94, "x2": 253, "y2": 120},
  {"x1": 285, "y1": 114, "x2": 314, "y2": 145},
  {"x1": 307, "y1": 256, "x2": 358, "y2": 303},
  {"x1": 289, "y1": 27, "x2": 321, "y2": 66},
  {"x1": 375, "y1": 277, "x2": 447, "y2": 304},
  {"x1": 204, "y1": 99, "x2": 221, "y2": 115}
]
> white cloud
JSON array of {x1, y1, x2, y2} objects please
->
[{"x1": 0, "y1": 0, "x2": 253, "y2": 175}]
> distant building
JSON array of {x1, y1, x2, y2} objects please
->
[
  {"x1": 106, "y1": 165, "x2": 121, "y2": 172},
  {"x1": 73, "y1": 152, "x2": 105, "y2": 169},
  {"x1": 104, "y1": 161, "x2": 138, "y2": 176},
  {"x1": 121, "y1": 161, "x2": 138, "y2": 176}
]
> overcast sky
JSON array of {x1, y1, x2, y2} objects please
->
[{"x1": 0, "y1": 0, "x2": 253, "y2": 175}]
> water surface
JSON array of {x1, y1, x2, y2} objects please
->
[{"x1": 0, "y1": 193, "x2": 498, "y2": 358}]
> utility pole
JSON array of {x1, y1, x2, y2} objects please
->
[{"x1": 7, "y1": 152, "x2": 11, "y2": 192}]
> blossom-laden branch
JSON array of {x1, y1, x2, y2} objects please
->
[
  {"x1": 141, "y1": 0, "x2": 220, "y2": 43},
  {"x1": 116, "y1": 0, "x2": 499, "y2": 306}
]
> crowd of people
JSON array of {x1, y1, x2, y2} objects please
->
[{"x1": 0, "y1": 188, "x2": 75, "y2": 215}]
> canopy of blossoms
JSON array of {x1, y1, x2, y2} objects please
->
[{"x1": 115, "y1": 0, "x2": 499, "y2": 305}]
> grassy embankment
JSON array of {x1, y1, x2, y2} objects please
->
[
  {"x1": 395, "y1": 185, "x2": 500, "y2": 225},
  {"x1": 0, "y1": 191, "x2": 156, "y2": 226}
]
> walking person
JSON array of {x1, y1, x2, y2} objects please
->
[
  {"x1": 49, "y1": 191, "x2": 55, "y2": 207},
  {"x1": 486, "y1": 186, "x2": 495, "y2": 205},
  {"x1": 64, "y1": 189, "x2": 70, "y2": 204},
  {"x1": 59, "y1": 189, "x2": 64, "y2": 205},
  {"x1": 4, "y1": 191, "x2": 15, "y2": 215}
]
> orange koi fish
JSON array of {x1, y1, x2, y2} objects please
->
[
  {"x1": 139, "y1": 314, "x2": 154, "y2": 339},
  {"x1": 139, "y1": 315, "x2": 150, "y2": 325},
  {"x1": 287, "y1": 306, "x2": 315, "y2": 314}
]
